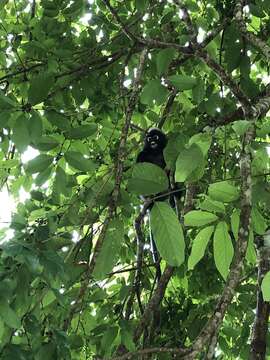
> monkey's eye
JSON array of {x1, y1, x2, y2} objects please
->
[
  {"x1": 152, "y1": 135, "x2": 159, "y2": 141},
  {"x1": 146, "y1": 136, "x2": 152, "y2": 142}
]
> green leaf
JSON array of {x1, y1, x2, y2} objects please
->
[
  {"x1": 54, "y1": 166, "x2": 67, "y2": 195},
  {"x1": 213, "y1": 221, "x2": 234, "y2": 280},
  {"x1": 164, "y1": 134, "x2": 187, "y2": 169},
  {"x1": 246, "y1": 231, "x2": 256, "y2": 264},
  {"x1": 0, "y1": 91, "x2": 18, "y2": 109},
  {"x1": 28, "y1": 72, "x2": 54, "y2": 105},
  {"x1": 36, "y1": 343, "x2": 56, "y2": 360},
  {"x1": 69, "y1": 334, "x2": 84, "y2": 349},
  {"x1": 121, "y1": 329, "x2": 136, "y2": 352},
  {"x1": 46, "y1": 110, "x2": 71, "y2": 130},
  {"x1": 11, "y1": 114, "x2": 30, "y2": 152},
  {"x1": 156, "y1": 48, "x2": 176, "y2": 75},
  {"x1": 252, "y1": 207, "x2": 267, "y2": 235},
  {"x1": 29, "y1": 111, "x2": 43, "y2": 142},
  {"x1": 25, "y1": 154, "x2": 54, "y2": 174},
  {"x1": 189, "y1": 133, "x2": 212, "y2": 157},
  {"x1": 188, "y1": 226, "x2": 214, "y2": 270},
  {"x1": 184, "y1": 210, "x2": 218, "y2": 227},
  {"x1": 261, "y1": 271, "x2": 270, "y2": 301},
  {"x1": 168, "y1": 74, "x2": 197, "y2": 90},
  {"x1": 127, "y1": 163, "x2": 169, "y2": 196},
  {"x1": 135, "y1": 0, "x2": 148, "y2": 12},
  {"x1": 32, "y1": 136, "x2": 60, "y2": 151},
  {"x1": 65, "y1": 151, "x2": 96, "y2": 172},
  {"x1": 65, "y1": 124, "x2": 98, "y2": 139},
  {"x1": 256, "y1": 120, "x2": 270, "y2": 137},
  {"x1": 140, "y1": 80, "x2": 169, "y2": 106},
  {"x1": 101, "y1": 326, "x2": 119, "y2": 355},
  {"x1": 35, "y1": 166, "x2": 53, "y2": 186},
  {"x1": 208, "y1": 182, "x2": 239, "y2": 202},
  {"x1": 232, "y1": 120, "x2": 251, "y2": 136},
  {"x1": 93, "y1": 220, "x2": 124, "y2": 280},
  {"x1": 0, "y1": 299, "x2": 21, "y2": 329},
  {"x1": 192, "y1": 79, "x2": 205, "y2": 104},
  {"x1": 230, "y1": 209, "x2": 240, "y2": 240},
  {"x1": 225, "y1": 43, "x2": 241, "y2": 72},
  {"x1": 150, "y1": 202, "x2": 185, "y2": 266},
  {"x1": 42, "y1": 290, "x2": 57, "y2": 307},
  {"x1": 200, "y1": 197, "x2": 225, "y2": 213},
  {"x1": 175, "y1": 144, "x2": 204, "y2": 182}
]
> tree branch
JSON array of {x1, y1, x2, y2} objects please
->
[
  {"x1": 189, "y1": 125, "x2": 255, "y2": 358},
  {"x1": 63, "y1": 49, "x2": 148, "y2": 331},
  {"x1": 249, "y1": 244, "x2": 270, "y2": 359}
]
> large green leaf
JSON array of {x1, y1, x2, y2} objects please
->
[
  {"x1": 32, "y1": 136, "x2": 60, "y2": 151},
  {"x1": 150, "y1": 202, "x2": 185, "y2": 266},
  {"x1": 261, "y1": 271, "x2": 270, "y2": 301},
  {"x1": 188, "y1": 226, "x2": 214, "y2": 270},
  {"x1": 168, "y1": 74, "x2": 197, "y2": 90},
  {"x1": 128, "y1": 163, "x2": 169, "y2": 196},
  {"x1": 175, "y1": 144, "x2": 204, "y2": 182},
  {"x1": 11, "y1": 114, "x2": 30, "y2": 152},
  {"x1": 29, "y1": 111, "x2": 43, "y2": 142},
  {"x1": 93, "y1": 220, "x2": 124, "y2": 280},
  {"x1": 0, "y1": 299, "x2": 21, "y2": 329},
  {"x1": 65, "y1": 124, "x2": 98, "y2": 139},
  {"x1": 213, "y1": 221, "x2": 234, "y2": 280},
  {"x1": 28, "y1": 73, "x2": 54, "y2": 105},
  {"x1": 101, "y1": 326, "x2": 119, "y2": 356},
  {"x1": 251, "y1": 207, "x2": 267, "y2": 235},
  {"x1": 200, "y1": 197, "x2": 225, "y2": 213},
  {"x1": 65, "y1": 151, "x2": 96, "y2": 172},
  {"x1": 25, "y1": 154, "x2": 54, "y2": 174},
  {"x1": 208, "y1": 182, "x2": 239, "y2": 202},
  {"x1": 156, "y1": 48, "x2": 176, "y2": 75},
  {"x1": 0, "y1": 91, "x2": 18, "y2": 110},
  {"x1": 140, "y1": 80, "x2": 169, "y2": 105},
  {"x1": 184, "y1": 210, "x2": 218, "y2": 227}
]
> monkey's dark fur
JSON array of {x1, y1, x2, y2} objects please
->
[
  {"x1": 136, "y1": 128, "x2": 167, "y2": 168},
  {"x1": 136, "y1": 128, "x2": 168, "y2": 280}
]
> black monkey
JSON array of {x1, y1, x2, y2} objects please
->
[
  {"x1": 136, "y1": 128, "x2": 167, "y2": 169},
  {"x1": 136, "y1": 128, "x2": 168, "y2": 280}
]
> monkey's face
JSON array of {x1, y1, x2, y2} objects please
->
[{"x1": 145, "y1": 128, "x2": 167, "y2": 151}]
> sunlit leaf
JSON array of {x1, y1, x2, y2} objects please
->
[
  {"x1": 65, "y1": 151, "x2": 96, "y2": 172},
  {"x1": 188, "y1": 226, "x2": 214, "y2": 270},
  {"x1": 28, "y1": 73, "x2": 54, "y2": 105},
  {"x1": 184, "y1": 210, "x2": 218, "y2": 227},
  {"x1": 150, "y1": 202, "x2": 185, "y2": 266},
  {"x1": 213, "y1": 221, "x2": 234, "y2": 280},
  {"x1": 25, "y1": 154, "x2": 54, "y2": 174},
  {"x1": 140, "y1": 80, "x2": 169, "y2": 105},
  {"x1": 168, "y1": 74, "x2": 197, "y2": 90},
  {"x1": 208, "y1": 182, "x2": 239, "y2": 202},
  {"x1": 261, "y1": 271, "x2": 270, "y2": 301},
  {"x1": 128, "y1": 163, "x2": 169, "y2": 196}
]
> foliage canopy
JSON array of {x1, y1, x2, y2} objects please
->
[{"x1": 0, "y1": 0, "x2": 269, "y2": 359}]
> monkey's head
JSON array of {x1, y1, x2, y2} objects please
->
[{"x1": 144, "y1": 128, "x2": 167, "y2": 151}]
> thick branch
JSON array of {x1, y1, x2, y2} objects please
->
[
  {"x1": 249, "y1": 245, "x2": 270, "y2": 360},
  {"x1": 102, "y1": 0, "x2": 192, "y2": 54},
  {"x1": 197, "y1": 49, "x2": 250, "y2": 109},
  {"x1": 189, "y1": 126, "x2": 255, "y2": 358},
  {"x1": 63, "y1": 49, "x2": 147, "y2": 331},
  {"x1": 89, "y1": 49, "x2": 148, "y2": 276},
  {"x1": 133, "y1": 265, "x2": 175, "y2": 343},
  {"x1": 235, "y1": 0, "x2": 270, "y2": 61}
]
